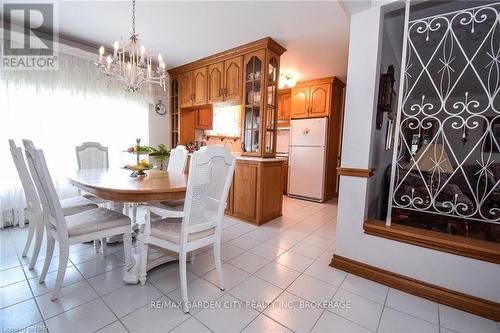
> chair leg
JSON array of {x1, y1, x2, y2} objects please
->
[
  {"x1": 51, "y1": 243, "x2": 69, "y2": 301},
  {"x1": 131, "y1": 204, "x2": 137, "y2": 224},
  {"x1": 94, "y1": 239, "x2": 101, "y2": 253},
  {"x1": 138, "y1": 239, "x2": 148, "y2": 285},
  {"x1": 39, "y1": 236, "x2": 55, "y2": 283},
  {"x1": 101, "y1": 238, "x2": 108, "y2": 256},
  {"x1": 28, "y1": 221, "x2": 44, "y2": 269},
  {"x1": 22, "y1": 213, "x2": 35, "y2": 257},
  {"x1": 123, "y1": 232, "x2": 132, "y2": 270},
  {"x1": 179, "y1": 251, "x2": 189, "y2": 313},
  {"x1": 213, "y1": 242, "x2": 225, "y2": 291}
]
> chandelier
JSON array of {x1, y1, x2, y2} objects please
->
[{"x1": 95, "y1": 0, "x2": 167, "y2": 93}]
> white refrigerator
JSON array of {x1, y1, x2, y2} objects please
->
[{"x1": 288, "y1": 117, "x2": 328, "y2": 202}]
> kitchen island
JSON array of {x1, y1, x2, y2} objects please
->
[{"x1": 225, "y1": 155, "x2": 286, "y2": 225}]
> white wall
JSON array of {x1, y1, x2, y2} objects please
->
[
  {"x1": 336, "y1": 3, "x2": 500, "y2": 303},
  {"x1": 148, "y1": 85, "x2": 170, "y2": 148}
]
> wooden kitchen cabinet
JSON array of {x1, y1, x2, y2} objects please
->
[
  {"x1": 225, "y1": 158, "x2": 284, "y2": 225},
  {"x1": 179, "y1": 72, "x2": 193, "y2": 108},
  {"x1": 195, "y1": 107, "x2": 213, "y2": 130},
  {"x1": 223, "y1": 56, "x2": 243, "y2": 103},
  {"x1": 192, "y1": 67, "x2": 208, "y2": 106},
  {"x1": 291, "y1": 79, "x2": 335, "y2": 119},
  {"x1": 282, "y1": 159, "x2": 288, "y2": 194},
  {"x1": 208, "y1": 62, "x2": 224, "y2": 103},
  {"x1": 277, "y1": 89, "x2": 291, "y2": 121}
]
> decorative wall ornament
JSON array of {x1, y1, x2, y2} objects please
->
[{"x1": 388, "y1": 2, "x2": 500, "y2": 225}]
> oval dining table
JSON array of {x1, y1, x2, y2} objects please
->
[{"x1": 67, "y1": 168, "x2": 189, "y2": 284}]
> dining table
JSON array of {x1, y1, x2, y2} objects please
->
[{"x1": 67, "y1": 168, "x2": 188, "y2": 284}]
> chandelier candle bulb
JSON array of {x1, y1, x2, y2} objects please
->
[
  {"x1": 113, "y1": 41, "x2": 119, "y2": 57},
  {"x1": 98, "y1": 46, "x2": 105, "y2": 63}
]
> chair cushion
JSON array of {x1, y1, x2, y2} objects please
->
[
  {"x1": 60, "y1": 197, "x2": 98, "y2": 216},
  {"x1": 150, "y1": 218, "x2": 214, "y2": 244},
  {"x1": 65, "y1": 208, "x2": 130, "y2": 237},
  {"x1": 151, "y1": 199, "x2": 185, "y2": 211}
]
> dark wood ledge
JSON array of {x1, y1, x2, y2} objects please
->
[
  {"x1": 337, "y1": 167, "x2": 374, "y2": 178},
  {"x1": 331, "y1": 255, "x2": 500, "y2": 322},
  {"x1": 364, "y1": 220, "x2": 500, "y2": 264}
]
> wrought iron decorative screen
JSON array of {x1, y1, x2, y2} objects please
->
[{"x1": 389, "y1": 2, "x2": 500, "y2": 234}]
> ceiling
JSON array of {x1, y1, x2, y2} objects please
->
[{"x1": 51, "y1": 1, "x2": 351, "y2": 81}]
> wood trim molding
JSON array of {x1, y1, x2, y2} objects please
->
[
  {"x1": 168, "y1": 37, "x2": 286, "y2": 76},
  {"x1": 337, "y1": 167, "x2": 374, "y2": 178},
  {"x1": 294, "y1": 76, "x2": 346, "y2": 88},
  {"x1": 330, "y1": 255, "x2": 500, "y2": 322},
  {"x1": 364, "y1": 220, "x2": 500, "y2": 264}
]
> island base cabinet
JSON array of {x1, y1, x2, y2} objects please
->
[{"x1": 225, "y1": 159, "x2": 284, "y2": 225}]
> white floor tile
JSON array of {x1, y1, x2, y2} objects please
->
[
  {"x1": 102, "y1": 282, "x2": 163, "y2": 318},
  {"x1": 96, "y1": 320, "x2": 129, "y2": 333},
  {"x1": 242, "y1": 314, "x2": 293, "y2": 333},
  {"x1": 68, "y1": 246, "x2": 104, "y2": 265},
  {"x1": 220, "y1": 243, "x2": 246, "y2": 262},
  {"x1": 264, "y1": 291, "x2": 323, "y2": 333},
  {"x1": 311, "y1": 310, "x2": 372, "y2": 333},
  {"x1": 301, "y1": 234, "x2": 334, "y2": 249},
  {"x1": 378, "y1": 307, "x2": 439, "y2": 333},
  {"x1": 202, "y1": 263, "x2": 250, "y2": 290},
  {"x1": 120, "y1": 296, "x2": 190, "y2": 333},
  {"x1": 147, "y1": 262, "x2": 198, "y2": 295},
  {"x1": 275, "y1": 251, "x2": 314, "y2": 272},
  {"x1": 248, "y1": 243, "x2": 287, "y2": 261},
  {"x1": 264, "y1": 235, "x2": 300, "y2": 250},
  {"x1": 386, "y1": 288, "x2": 438, "y2": 324},
  {"x1": 229, "y1": 252, "x2": 270, "y2": 274},
  {"x1": 245, "y1": 226, "x2": 281, "y2": 241},
  {"x1": 304, "y1": 261, "x2": 347, "y2": 286},
  {"x1": 0, "y1": 254, "x2": 21, "y2": 271},
  {"x1": 340, "y1": 274, "x2": 388, "y2": 304},
  {"x1": 228, "y1": 234, "x2": 263, "y2": 250},
  {"x1": 35, "y1": 280, "x2": 99, "y2": 319},
  {"x1": 28, "y1": 265, "x2": 84, "y2": 297},
  {"x1": 229, "y1": 276, "x2": 283, "y2": 311},
  {"x1": 255, "y1": 262, "x2": 301, "y2": 289},
  {"x1": 287, "y1": 274, "x2": 338, "y2": 304},
  {"x1": 22, "y1": 255, "x2": 72, "y2": 279},
  {"x1": 0, "y1": 298, "x2": 42, "y2": 332},
  {"x1": 439, "y1": 304, "x2": 499, "y2": 333},
  {"x1": 0, "y1": 266, "x2": 26, "y2": 287},
  {"x1": 45, "y1": 298, "x2": 117, "y2": 333},
  {"x1": 188, "y1": 252, "x2": 216, "y2": 276},
  {"x1": 0, "y1": 280, "x2": 33, "y2": 309},
  {"x1": 195, "y1": 294, "x2": 259, "y2": 333},
  {"x1": 330, "y1": 288, "x2": 383, "y2": 331},
  {"x1": 289, "y1": 242, "x2": 325, "y2": 259},
  {"x1": 167, "y1": 278, "x2": 225, "y2": 314},
  {"x1": 87, "y1": 267, "x2": 128, "y2": 296},
  {"x1": 170, "y1": 317, "x2": 211, "y2": 333},
  {"x1": 75, "y1": 254, "x2": 124, "y2": 279}
]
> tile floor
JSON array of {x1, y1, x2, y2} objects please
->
[{"x1": 1, "y1": 196, "x2": 499, "y2": 333}]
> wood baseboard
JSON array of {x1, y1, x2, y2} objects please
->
[
  {"x1": 336, "y1": 167, "x2": 374, "y2": 178},
  {"x1": 330, "y1": 255, "x2": 500, "y2": 322},
  {"x1": 364, "y1": 220, "x2": 500, "y2": 264}
]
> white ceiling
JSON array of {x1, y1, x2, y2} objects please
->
[{"x1": 53, "y1": 1, "x2": 351, "y2": 81}]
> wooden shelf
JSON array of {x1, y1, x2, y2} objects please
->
[{"x1": 363, "y1": 220, "x2": 500, "y2": 264}]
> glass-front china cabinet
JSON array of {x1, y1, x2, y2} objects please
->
[
  {"x1": 170, "y1": 77, "x2": 179, "y2": 146},
  {"x1": 242, "y1": 50, "x2": 280, "y2": 157}
]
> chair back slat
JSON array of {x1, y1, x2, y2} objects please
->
[
  {"x1": 167, "y1": 145, "x2": 188, "y2": 174},
  {"x1": 8, "y1": 140, "x2": 42, "y2": 216},
  {"x1": 75, "y1": 142, "x2": 109, "y2": 170},
  {"x1": 182, "y1": 146, "x2": 235, "y2": 236},
  {"x1": 24, "y1": 141, "x2": 67, "y2": 237}
]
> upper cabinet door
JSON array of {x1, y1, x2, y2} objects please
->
[
  {"x1": 278, "y1": 92, "x2": 291, "y2": 120},
  {"x1": 223, "y1": 56, "x2": 243, "y2": 103},
  {"x1": 309, "y1": 83, "x2": 331, "y2": 117},
  {"x1": 208, "y1": 62, "x2": 224, "y2": 104},
  {"x1": 179, "y1": 72, "x2": 193, "y2": 108},
  {"x1": 290, "y1": 87, "x2": 309, "y2": 119},
  {"x1": 192, "y1": 67, "x2": 208, "y2": 106}
]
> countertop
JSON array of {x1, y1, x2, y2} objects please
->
[{"x1": 187, "y1": 151, "x2": 286, "y2": 162}]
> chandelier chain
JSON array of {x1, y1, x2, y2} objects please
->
[{"x1": 132, "y1": 0, "x2": 136, "y2": 36}]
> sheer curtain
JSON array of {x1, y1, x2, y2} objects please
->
[{"x1": 0, "y1": 51, "x2": 150, "y2": 228}]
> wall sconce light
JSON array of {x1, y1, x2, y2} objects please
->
[{"x1": 279, "y1": 74, "x2": 297, "y2": 89}]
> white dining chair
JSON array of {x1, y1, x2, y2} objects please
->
[
  {"x1": 167, "y1": 145, "x2": 189, "y2": 174},
  {"x1": 137, "y1": 146, "x2": 235, "y2": 313},
  {"x1": 24, "y1": 144, "x2": 133, "y2": 301},
  {"x1": 9, "y1": 140, "x2": 98, "y2": 269}
]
